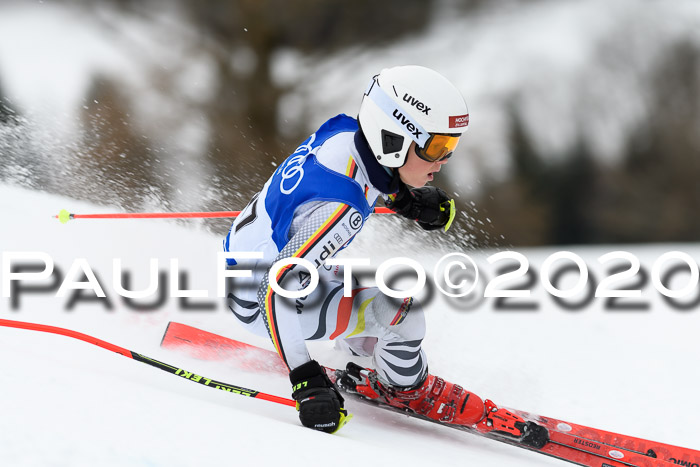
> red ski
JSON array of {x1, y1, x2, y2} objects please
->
[{"x1": 161, "y1": 322, "x2": 700, "y2": 467}]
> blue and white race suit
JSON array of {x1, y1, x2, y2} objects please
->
[{"x1": 224, "y1": 114, "x2": 428, "y2": 388}]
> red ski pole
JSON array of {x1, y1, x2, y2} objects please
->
[
  {"x1": 54, "y1": 208, "x2": 394, "y2": 224},
  {"x1": 0, "y1": 319, "x2": 296, "y2": 408}
]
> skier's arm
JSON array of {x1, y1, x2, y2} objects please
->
[
  {"x1": 385, "y1": 182, "x2": 456, "y2": 231},
  {"x1": 258, "y1": 201, "x2": 358, "y2": 433}
]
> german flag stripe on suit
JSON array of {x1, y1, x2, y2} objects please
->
[{"x1": 264, "y1": 203, "x2": 353, "y2": 368}]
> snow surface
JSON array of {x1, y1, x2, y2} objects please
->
[{"x1": 1, "y1": 182, "x2": 699, "y2": 466}]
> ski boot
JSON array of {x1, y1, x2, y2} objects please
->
[
  {"x1": 335, "y1": 362, "x2": 548, "y2": 447},
  {"x1": 336, "y1": 362, "x2": 485, "y2": 426}
]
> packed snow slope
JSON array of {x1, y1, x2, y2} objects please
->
[{"x1": 1, "y1": 182, "x2": 699, "y2": 467}]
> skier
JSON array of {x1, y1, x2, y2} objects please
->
[{"x1": 224, "y1": 65, "x2": 518, "y2": 436}]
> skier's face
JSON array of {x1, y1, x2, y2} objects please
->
[{"x1": 398, "y1": 142, "x2": 449, "y2": 188}]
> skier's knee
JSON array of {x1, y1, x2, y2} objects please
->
[{"x1": 381, "y1": 296, "x2": 426, "y2": 343}]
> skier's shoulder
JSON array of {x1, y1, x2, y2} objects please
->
[
  {"x1": 314, "y1": 113, "x2": 358, "y2": 138},
  {"x1": 310, "y1": 114, "x2": 366, "y2": 182},
  {"x1": 315, "y1": 130, "x2": 356, "y2": 174}
]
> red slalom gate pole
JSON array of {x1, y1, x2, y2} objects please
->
[
  {"x1": 0, "y1": 319, "x2": 296, "y2": 408},
  {"x1": 55, "y1": 207, "x2": 394, "y2": 223}
]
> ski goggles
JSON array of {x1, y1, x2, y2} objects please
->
[{"x1": 415, "y1": 133, "x2": 461, "y2": 162}]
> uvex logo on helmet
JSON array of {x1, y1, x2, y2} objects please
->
[
  {"x1": 402, "y1": 93, "x2": 431, "y2": 115},
  {"x1": 449, "y1": 114, "x2": 469, "y2": 129},
  {"x1": 392, "y1": 109, "x2": 423, "y2": 138}
]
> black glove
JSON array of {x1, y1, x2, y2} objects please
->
[
  {"x1": 386, "y1": 184, "x2": 456, "y2": 231},
  {"x1": 290, "y1": 360, "x2": 351, "y2": 433}
]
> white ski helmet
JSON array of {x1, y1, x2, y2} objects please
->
[{"x1": 358, "y1": 65, "x2": 469, "y2": 168}]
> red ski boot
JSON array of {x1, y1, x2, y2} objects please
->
[
  {"x1": 334, "y1": 362, "x2": 548, "y2": 447},
  {"x1": 336, "y1": 362, "x2": 484, "y2": 426}
]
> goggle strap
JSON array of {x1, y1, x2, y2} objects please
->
[{"x1": 365, "y1": 78, "x2": 430, "y2": 148}]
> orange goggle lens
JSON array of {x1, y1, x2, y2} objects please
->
[{"x1": 416, "y1": 134, "x2": 460, "y2": 162}]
